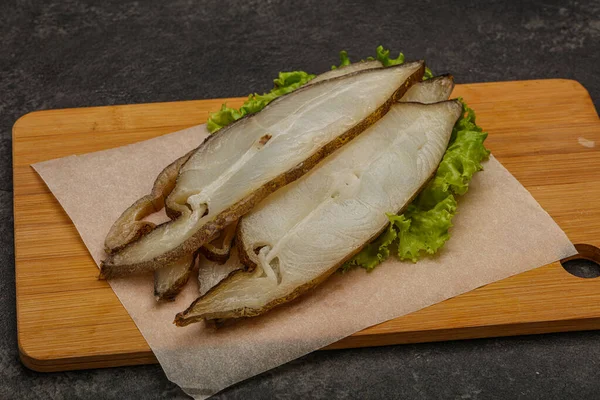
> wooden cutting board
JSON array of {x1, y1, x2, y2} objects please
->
[{"x1": 14, "y1": 79, "x2": 600, "y2": 373}]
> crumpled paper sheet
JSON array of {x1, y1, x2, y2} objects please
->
[{"x1": 33, "y1": 124, "x2": 577, "y2": 399}]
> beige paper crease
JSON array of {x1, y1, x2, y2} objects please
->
[{"x1": 32, "y1": 123, "x2": 577, "y2": 399}]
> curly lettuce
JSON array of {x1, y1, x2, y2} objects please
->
[{"x1": 331, "y1": 50, "x2": 352, "y2": 69}]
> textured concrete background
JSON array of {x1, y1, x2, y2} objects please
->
[{"x1": 1, "y1": 0, "x2": 600, "y2": 399}]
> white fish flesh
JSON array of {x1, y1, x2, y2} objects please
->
[
  {"x1": 175, "y1": 99, "x2": 462, "y2": 324},
  {"x1": 101, "y1": 61, "x2": 425, "y2": 278}
]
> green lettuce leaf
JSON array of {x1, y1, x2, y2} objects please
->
[
  {"x1": 345, "y1": 223, "x2": 398, "y2": 271},
  {"x1": 343, "y1": 100, "x2": 490, "y2": 270},
  {"x1": 331, "y1": 50, "x2": 351, "y2": 69},
  {"x1": 333, "y1": 45, "x2": 405, "y2": 68},
  {"x1": 394, "y1": 195, "x2": 457, "y2": 262},
  {"x1": 374, "y1": 45, "x2": 405, "y2": 66}
]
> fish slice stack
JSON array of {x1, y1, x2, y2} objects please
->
[{"x1": 100, "y1": 60, "x2": 464, "y2": 326}]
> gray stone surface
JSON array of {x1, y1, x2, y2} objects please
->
[{"x1": 1, "y1": 0, "x2": 599, "y2": 398}]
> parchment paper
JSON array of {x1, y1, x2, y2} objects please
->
[{"x1": 33, "y1": 123, "x2": 577, "y2": 399}]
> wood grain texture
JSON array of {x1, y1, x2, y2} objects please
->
[{"x1": 13, "y1": 79, "x2": 600, "y2": 372}]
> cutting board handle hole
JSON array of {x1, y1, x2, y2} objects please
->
[{"x1": 560, "y1": 244, "x2": 600, "y2": 279}]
